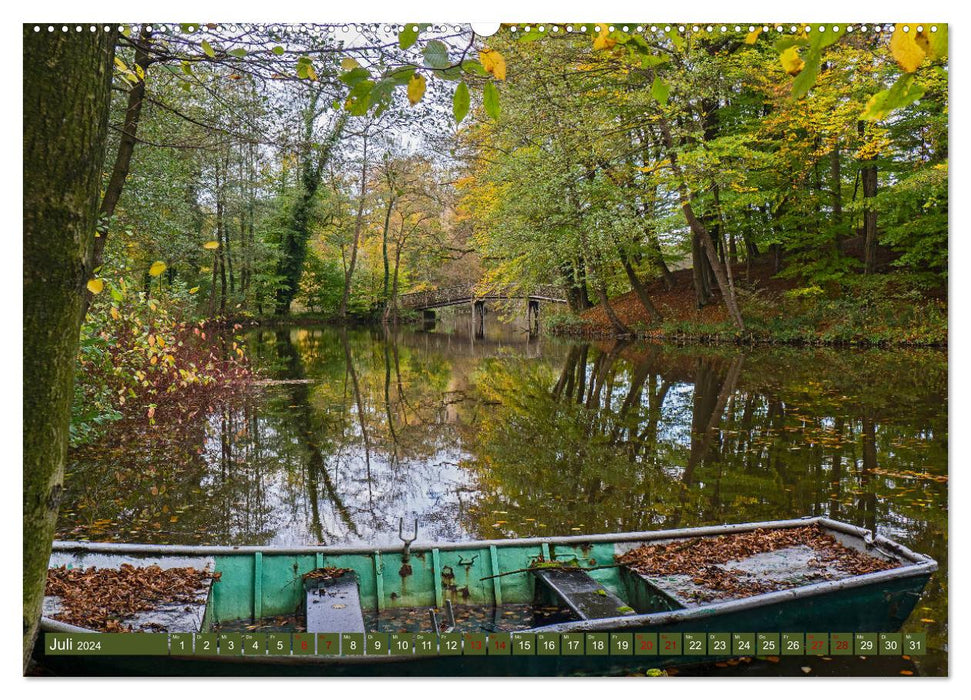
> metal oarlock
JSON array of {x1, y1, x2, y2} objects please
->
[{"x1": 398, "y1": 517, "x2": 418, "y2": 562}]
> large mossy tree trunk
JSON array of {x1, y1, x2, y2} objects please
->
[{"x1": 23, "y1": 25, "x2": 115, "y2": 671}]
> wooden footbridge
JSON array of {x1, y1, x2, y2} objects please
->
[{"x1": 398, "y1": 283, "x2": 567, "y2": 335}]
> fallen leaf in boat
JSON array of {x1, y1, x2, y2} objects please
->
[
  {"x1": 900, "y1": 670, "x2": 914, "y2": 676},
  {"x1": 46, "y1": 564, "x2": 214, "y2": 631},
  {"x1": 617, "y1": 525, "x2": 897, "y2": 603},
  {"x1": 801, "y1": 666, "x2": 812, "y2": 674}
]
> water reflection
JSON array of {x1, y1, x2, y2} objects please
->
[{"x1": 61, "y1": 316, "x2": 947, "y2": 673}]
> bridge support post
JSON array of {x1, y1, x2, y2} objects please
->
[
  {"x1": 472, "y1": 300, "x2": 485, "y2": 339},
  {"x1": 422, "y1": 309, "x2": 436, "y2": 330},
  {"x1": 527, "y1": 299, "x2": 540, "y2": 334}
]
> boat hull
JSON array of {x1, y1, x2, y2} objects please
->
[{"x1": 35, "y1": 566, "x2": 932, "y2": 676}]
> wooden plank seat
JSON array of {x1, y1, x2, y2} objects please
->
[
  {"x1": 304, "y1": 571, "x2": 366, "y2": 634},
  {"x1": 533, "y1": 567, "x2": 636, "y2": 620}
]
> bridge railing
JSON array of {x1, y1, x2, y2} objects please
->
[{"x1": 398, "y1": 283, "x2": 566, "y2": 310}]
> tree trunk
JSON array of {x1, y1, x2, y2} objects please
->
[
  {"x1": 657, "y1": 118, "x2": 745, "y2": 330},
  {"x1": 617, "y1": 246, "x2": 662, "y2": 322},
  {"x1": 83, "y1": 26, "x2": 152, "y2": 316},
  {"x1": 691, "y1": 232, "x2": 714, "y2": 307},
  {"x1": 381, "y1": 195, "x2": 395, "y2": 304},
  {"x1": 831, "y1": 141, "x2": 843, "y2": 233},
  {"x1": 859, "y1": 123, "x2": 879, "y2": 274},
  {"x1": 23, "y1": 25, "x2": 115, "y2": 671},
  {"x1": 216, "y1": 158, "x2": 227, "y2": 314},
  {"x1": 339, "y1": 134, "x2": 369, "y2": 318}
]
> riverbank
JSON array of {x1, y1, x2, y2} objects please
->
[{"x1": 548, "y1": 261, "x2": 947, "y2": 348}]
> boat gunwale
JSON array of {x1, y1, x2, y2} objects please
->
[{"x1": 48, "y1": 516, "x2": 934, "y2": 566}]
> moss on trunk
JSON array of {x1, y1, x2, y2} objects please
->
[{"x1": 22, "y1": 24, "x2": 115, "y2": 671}]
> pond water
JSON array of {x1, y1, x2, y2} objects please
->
[{"x1": 61, "y1": 310, "x2": 948, "y2": 675}]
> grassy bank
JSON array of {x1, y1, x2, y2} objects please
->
[{"x1": 548, "y1": 266, "x2": 947, "y2": 348}]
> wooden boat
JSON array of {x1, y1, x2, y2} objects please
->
[{"x1": 36, "y1": 516, "x2": 936, "y2": 676}]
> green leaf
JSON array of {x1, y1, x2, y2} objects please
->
[
  {"x1": 272, "y1": 45, "x2": 285, "y2": 55},
  {"x1": 861, "y1": 73, "x2": 926, "y2": 121},
  {"x1": 640, "y1": 54, "x2": 667, "y2": 69},
  {"x1": 651, "y1": 76, "x2": 670, "y2": 105},
  {"x1": 348, "y1": 94, "x2": 372, "y2": 116},
  {"x1": 386, "y1": 66, "x2": 416, "y2": 85},
  {"x1": 453, "y1": 82, "x2": 470, "y2": 123},
  {"x1": 423, "y1": 40, "x2": 450, "y2": 69},
  {"x1": 483, "y1": 81, "x2": 500, "y2": 120},
  {"x1": 925, "y1": 25, "x2": 948, "y2": 60},
  {"x1": 461, "y1": 59, "x2": 489, "y2": 77},
  {"x1": 809, "y1": 24, "x2": 846, "y2": 50},
  {"x1": 439, "y1": 65, "x2": 462, "y2": 81},
  {"x1": 201, "y1": 40, "x2": 215, "y2": 58},
  {"x1": 369, "y1": 79, "x2": 395, "y2": 110},
  {"x1": 399, "y1": 24, "x2": 420, "y2": 50},
  {"x1": 228, "y1": 48, "x2": 247, "y2": 58},
  {"x1": 774, "y1": 36, "x2": 809, "y2": 53},
  {"x1": 348, "y1": 79, "x2": 375, "y2": 100},
  {"x1": 791, "y1": 46, "x2": 822, "y2": 99},
  {"x1": 339, "y1": 67, "x2": 372, "y2": 87}
]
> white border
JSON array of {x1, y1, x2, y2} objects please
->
[{"x1": 6, "y1": 0, "x2": 964, "y2": 697}]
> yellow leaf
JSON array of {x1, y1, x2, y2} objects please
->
[
  {"x1": 110, "y1": 306, "x2": 120, "y2": 320},
  {"x1": 780, "y1": 46, "x2": 805, "y2": 76},
  {"x1": 407, "y1": 73, "x2": 426, "y2": 105},
  {"x1": 593, "y1": 27, "x2": 617, "y2": 51},
  {"x1": 479, "y1": 48, "x2": 507, "y2": 80},
  {"x1": 341, "y1": 58, "x2": 359, "y2": 70},
  {"x1": 203, "y1": 240, "x2": 220, "y2": 250},
  {"x1": 86, "y1": 278, "x2": 104, "y2": 295},
  {"x1": 890, "y1": 25, "x2": 926, "y2": 72},
  {"x1": 745, "y1": 28, "x2": 762, "y2": 44},
  {"x1": 189, "y1": 286, "x2": 200, "y2": 294},
  {"x1": 149, "y1": 261, "x2": 167, "y2": 277}
]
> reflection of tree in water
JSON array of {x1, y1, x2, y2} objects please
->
[
  {"x1": 465, "y1": 342, "x2": 946, "y2": 568},
  {"x1": 247, "y1": 326, "x2": 485, "y2": 545},
  {"x1": 272, "y1": 329, "x2": 358, "y2": 543}
]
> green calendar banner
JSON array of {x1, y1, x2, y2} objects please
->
[{"x1": 42, "y1": 631, "x2": 928, "y2": 658}]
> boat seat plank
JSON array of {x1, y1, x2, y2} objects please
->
[
  {"x1": 304, "y1": 572, "x2": 366, "y2": 634},
  {"x1": 533, "y1": 568, "x2": 634, "y2": 620}
]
